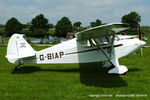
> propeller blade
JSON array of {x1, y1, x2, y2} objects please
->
[{"x1": 138, "y1": 24, "x2": 142, "y2": 40}]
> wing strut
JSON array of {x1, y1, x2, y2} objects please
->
[
  {"x1": 92, "y1": 36, "x2": 110, "y2": 61},
  {"x1": 91, "y1": 32, "x2": 116, "y2": 63}
]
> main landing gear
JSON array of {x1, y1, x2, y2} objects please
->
[
  {"x1": 14, "y1": 61, "x2": 23, "y2": 71},
  {"x1": 104, "y1": 58, "x2": 128, "y2": 75}
]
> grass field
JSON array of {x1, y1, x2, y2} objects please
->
[{"x1": 0, "y1": 41, "x2": 150, "y2": 99}]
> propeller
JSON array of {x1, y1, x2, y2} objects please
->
[{"x1": 138, "y1": 23, "x2": 142, "y2": 40}]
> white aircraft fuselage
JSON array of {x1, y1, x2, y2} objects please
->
[{"x1": 23, "y1": 36, "x2": 145, "y2": 64}]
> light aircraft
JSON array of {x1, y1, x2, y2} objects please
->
[{"x1": 5, "y1": 23, "x2": 146, "y2": 74}]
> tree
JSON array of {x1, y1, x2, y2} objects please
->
[
  {"x1": 90, "y1": 19, "x2": 102, "y2": 27},
  {"x1": 95, "y1": 19, "x2": 102, "y2": 26},
  {"x1": 73, "y1": 21, "x2": 81, "y2": 31},
  {"x1": 121, "y1": 12, "x2": 141, "y2": 28},
  {"x1": 30, "y1": 14, "x2": 49, "y2": 37},
  {"x1": 48, "y1": 23, "x2": 54, "y2": 29},
  {"x1": 5, "y1": 17, "x2": 23, "y2": 36},
  {"x1": 90, "y1": 22, "x2": 96, "y2": 27},
  {"x1": 55, "y1": 17, "x2": 72, "y2": 37},
  {"x1": 73, "y1": 22, "x2": 81, "y2": 27},
  {"x1": 24, "y1": 22, "x2": 32, "y2": 29}
]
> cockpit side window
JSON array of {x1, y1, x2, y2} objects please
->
[
  {"x1": 90, "y1": 36, "x2": 111, "y2": 46},
  {"x1": 79, "y1": 40, "x2": 93, "y2": 47},
  {"x1": 79, "y1": 35, "x2": 113, "y2": 47}
]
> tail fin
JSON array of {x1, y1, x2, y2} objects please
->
[{"x1": 6, "y1": 34, "x2": 36, "y2": 64}]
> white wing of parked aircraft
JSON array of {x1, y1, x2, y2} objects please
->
[{"x1": 76, "y1": 23, "x2": 129, "y2": 41}]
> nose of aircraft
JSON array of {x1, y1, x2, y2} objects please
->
[{"x1": 140, "y1": 41, "x2": 146, "y2": 46}]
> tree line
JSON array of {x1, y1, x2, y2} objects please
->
[{"x1": 0, "y1": 11, "x2": 142, "y2": 37}]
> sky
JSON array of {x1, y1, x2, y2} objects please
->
[{"x1": 0, "y1": 0, "x2": 150, "y2": 26}]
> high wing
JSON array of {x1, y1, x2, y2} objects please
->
[
  {"x1": 76, "y1": 23, "x2": 129, "y2": 41},
  {"x1": 76, "y1": 23, "x2": 129, "y2": 62}
]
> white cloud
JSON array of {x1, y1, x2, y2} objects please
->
[
  {"x1": 0, "y1": 0, "x2": 149, "y2": 26},
  {"x1": 0, "y1": 3, "x2": 41, "y2": 24}
]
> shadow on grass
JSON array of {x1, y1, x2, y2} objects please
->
[
  {"x1": 128, "y1": 68, "x2": 143, "y2": 72},
  {"x1": 11, "y1": 66, "x2": 79, "y2": 74},
  {"x1": 79, "y1": 62, "x2": 128, "y2": 88},
  {"x1": 11, "y1": 62, "x2": 128, "y2": 88}
]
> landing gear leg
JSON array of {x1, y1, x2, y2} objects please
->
[
  {"x1": 108, "y1": 58, "x2": 128, "y2": 74},
  {"x1": 14, "y1": 62, "x2": 22, "y2": 71}
]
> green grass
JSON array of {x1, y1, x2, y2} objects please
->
[
  {"x1": 0, "y1": 43, "x2": 150, "y2": 99},
  {"x1": 145, "y1": 36, "x2": 150, "y2": 46}
]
